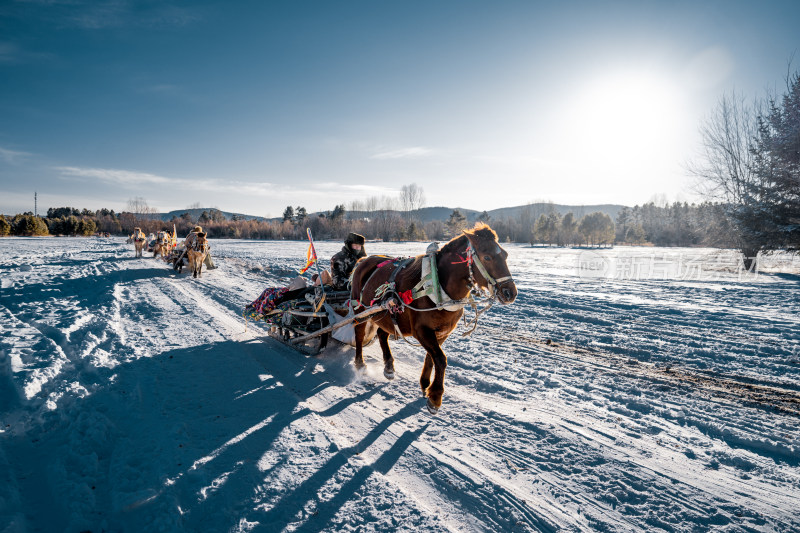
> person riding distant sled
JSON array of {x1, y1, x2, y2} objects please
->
[
  {"x1": 174, "y1": 225, "x2": 217, "y2": 271},
  {"x1": 131, "y1": 227, "x2": 146, "y2": 257}
]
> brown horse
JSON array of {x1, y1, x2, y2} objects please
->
[
  {"x1": 186, "y1": 232, "x2": 209, "y2": 278},
  {"x1": 132, "y1": 227, "x2": 146, "y2": 258},
  {"x1": 153, "y1": 231, "x2": 170, "y2": 259},
  {"x1": 350, "y1": 223, "x2": 517, "y2": 414}
]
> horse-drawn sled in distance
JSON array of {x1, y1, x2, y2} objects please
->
[
  {"x1": 245, "y1": 224, "x2": 517, "y2": 413},
  {"x1": 127, "y1": 224, "x2": 216, "y2": 278}
]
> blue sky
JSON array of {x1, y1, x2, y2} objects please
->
[{"x1": 1, "y1": 0, "x2": 799, "y2": 216}]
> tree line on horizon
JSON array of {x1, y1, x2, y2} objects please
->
[{"x1": 0, "y1": 195, "x2": 749, "y2": 251}]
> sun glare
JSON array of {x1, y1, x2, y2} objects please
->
[{"x1": 565, "y1": 71, "x2": 685, "y2": 164}]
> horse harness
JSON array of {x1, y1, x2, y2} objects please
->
[
  {"x1": 191, "y1": 240, "x2": 209, "y2": 253},
  {"x1": 358, "y1": 241, "x2": 514, "y2": 341},
  {"x1": 463, "y1": 241, "x2": 514, "y2": 297}
]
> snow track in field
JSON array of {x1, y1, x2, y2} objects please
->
[{"x1": 1, "y1": 237, "x2": 799, "y2": 532}]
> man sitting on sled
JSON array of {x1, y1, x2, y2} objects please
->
[{"x1": 246, "y1": 232, "x2": 367, "y2": 317}]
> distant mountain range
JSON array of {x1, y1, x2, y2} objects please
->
[
  {"x1": 411, "y1": 203, "x2": 627, "y2": 223},
  {"x1": 151, "y1": 203, "x2": 627, "y2": 224},
  {"x1": 150, "y1": 208, "x2": 268, "y2": 222}
]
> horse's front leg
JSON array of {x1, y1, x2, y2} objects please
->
[
  {"x1": 353, "y1": 321, "x2": 367, "y2": 370},
  {"x1": 377, "y1": 328, "x2": 395, "y2": 379},
  {"x1": 416, "y1": 327, "x2": 446, "y2": 414},
  {"x1": 420, "y1": 352, "x2": 433, "y2": 396}
]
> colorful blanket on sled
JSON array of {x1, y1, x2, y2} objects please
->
[{"x1": 245, "y1": 286, "x2": 289, "y2": 317}]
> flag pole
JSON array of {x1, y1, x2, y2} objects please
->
[{"x1": 306, "y1": 228, "x2": 327, "y2": 306}]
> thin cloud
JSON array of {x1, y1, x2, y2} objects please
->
[
  {"x1": 0, "y1": 41, "x2": 54, "y2": 64},
  {"x1": 55, "y1": 166, "x2": 392, "y2": 200},
  {"x1": 11, "y1": 1, "x2": 201, "y2": 30},
  {"x1": 76, "y1": 3, "x2": 200, "y2": 29},
  {"x1": 0, "y1": 146, "x2": 33, "y2": 163},
  {"x1": 56, "y1": 166, "x2": 173, "y2": 185},
  {"x1": 370, "y1": 146, "x2": 434, "y2": 160},
  {"x1": 317, "y1": 182, "x2": 397, "y2": 194}
]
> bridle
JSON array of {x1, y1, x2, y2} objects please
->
[{"x1": 466, "y1": 241, "x2": 514, "y2": 297}]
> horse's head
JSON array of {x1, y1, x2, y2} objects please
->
[
  {"x1": 463, "y1": 223, "x2": 517, "y2": 304},
  {"x1": 196, "y1": 232, "x2": 209, "y2": 250}
]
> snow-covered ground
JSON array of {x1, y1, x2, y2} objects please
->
[{"x1": 1, "y1": 236, "x2": 799, "y2": 532}]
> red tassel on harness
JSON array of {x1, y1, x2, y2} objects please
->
[{"x1": 398, "y1": 290, "x2": 414, "y2": 305}]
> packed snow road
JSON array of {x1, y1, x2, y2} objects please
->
[{"x1": 1, "y1": 236, "x2": 799, "y2": 532}]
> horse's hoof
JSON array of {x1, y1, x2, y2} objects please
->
[
  {"x1": 426, "y1": 398, "x2": 439, "y2": 415},
  {"x1": 384, "y1": 369, "x2": 395, "y2": 380}
]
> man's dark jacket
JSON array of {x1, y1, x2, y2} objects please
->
[{"x1": 330, "y1": 233, "x2": 366, "y2": 290}]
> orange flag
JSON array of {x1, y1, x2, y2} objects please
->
[{"x1": 298, "y1": 242, "x2": 317, "y2": 274}]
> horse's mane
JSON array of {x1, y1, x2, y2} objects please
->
[{"x1": 439, "y1": 223, "x2": 498, "y2": 255}]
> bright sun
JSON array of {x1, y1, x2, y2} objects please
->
[{"x1": 564, "y1": 71, "x2": 685, "y2": 166}]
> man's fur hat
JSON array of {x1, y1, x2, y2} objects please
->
[
  {"x1": 193, "y1": 225, "x2": 203, "y2": 233},
  {"x1": 345, "y1": 232, "x2": 365, "y2": 246}
]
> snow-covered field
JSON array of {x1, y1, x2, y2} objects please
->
[{"x1": 1, "y1": 236, "x2": 799, "y2": 532}]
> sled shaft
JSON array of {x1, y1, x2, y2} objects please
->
[{"x1": 288, "y1": 305, "x2": 383, "y2": 345}]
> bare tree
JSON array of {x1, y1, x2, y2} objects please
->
[
  {"x1": 125, "y1": 197, "x2": 157, "y2": 216},
  {"x1": 399, "y1": 183, "x2": 426, "y2": 220},
  {"x1": 687, "y1": 91, "x2": 763, "y2": 266},
  {"x1": 370, "y1": 195, "x2": 402, "y2": 240},
  {"x1": 348, "y1": 199, "x2": 365, "y2": 218},
  {"x1": 363, "y1": 195, "x2": 380, "y2": 214},
  {"x1": 689, "y1": 92, "x2": 761, "y2": 205}
]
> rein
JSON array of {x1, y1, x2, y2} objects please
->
[{"x1": 466, "y1": 242, "x2": 514, "y2": 297}]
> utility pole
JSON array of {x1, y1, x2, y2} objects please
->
[{"x1": 35, "y1": 191, "x2": 37, "y2": 217}]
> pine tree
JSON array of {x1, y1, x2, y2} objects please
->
[
  {"x1": 748, "y1": 71, "x2": 800, "y2": 251},
  {"x1": 295, "y1": 206, "x2": 307, "y2": 226},
  {"x1": 12, "y1": 215, "x2": 49, "y2": 236},
  {"x1": 331, "y1": 204, "x2": 346, "y2": 221},
  {"x1": 446, "y1": 209, "x2": 467, "y2": 236}
]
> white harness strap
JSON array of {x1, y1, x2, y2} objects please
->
[{"x1": 412, "y1": 253, "x2": 470, "y2": 311}]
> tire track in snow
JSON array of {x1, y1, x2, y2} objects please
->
[{"x1": 500, "y1": 329, "x2": 800, "y2": 416}]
